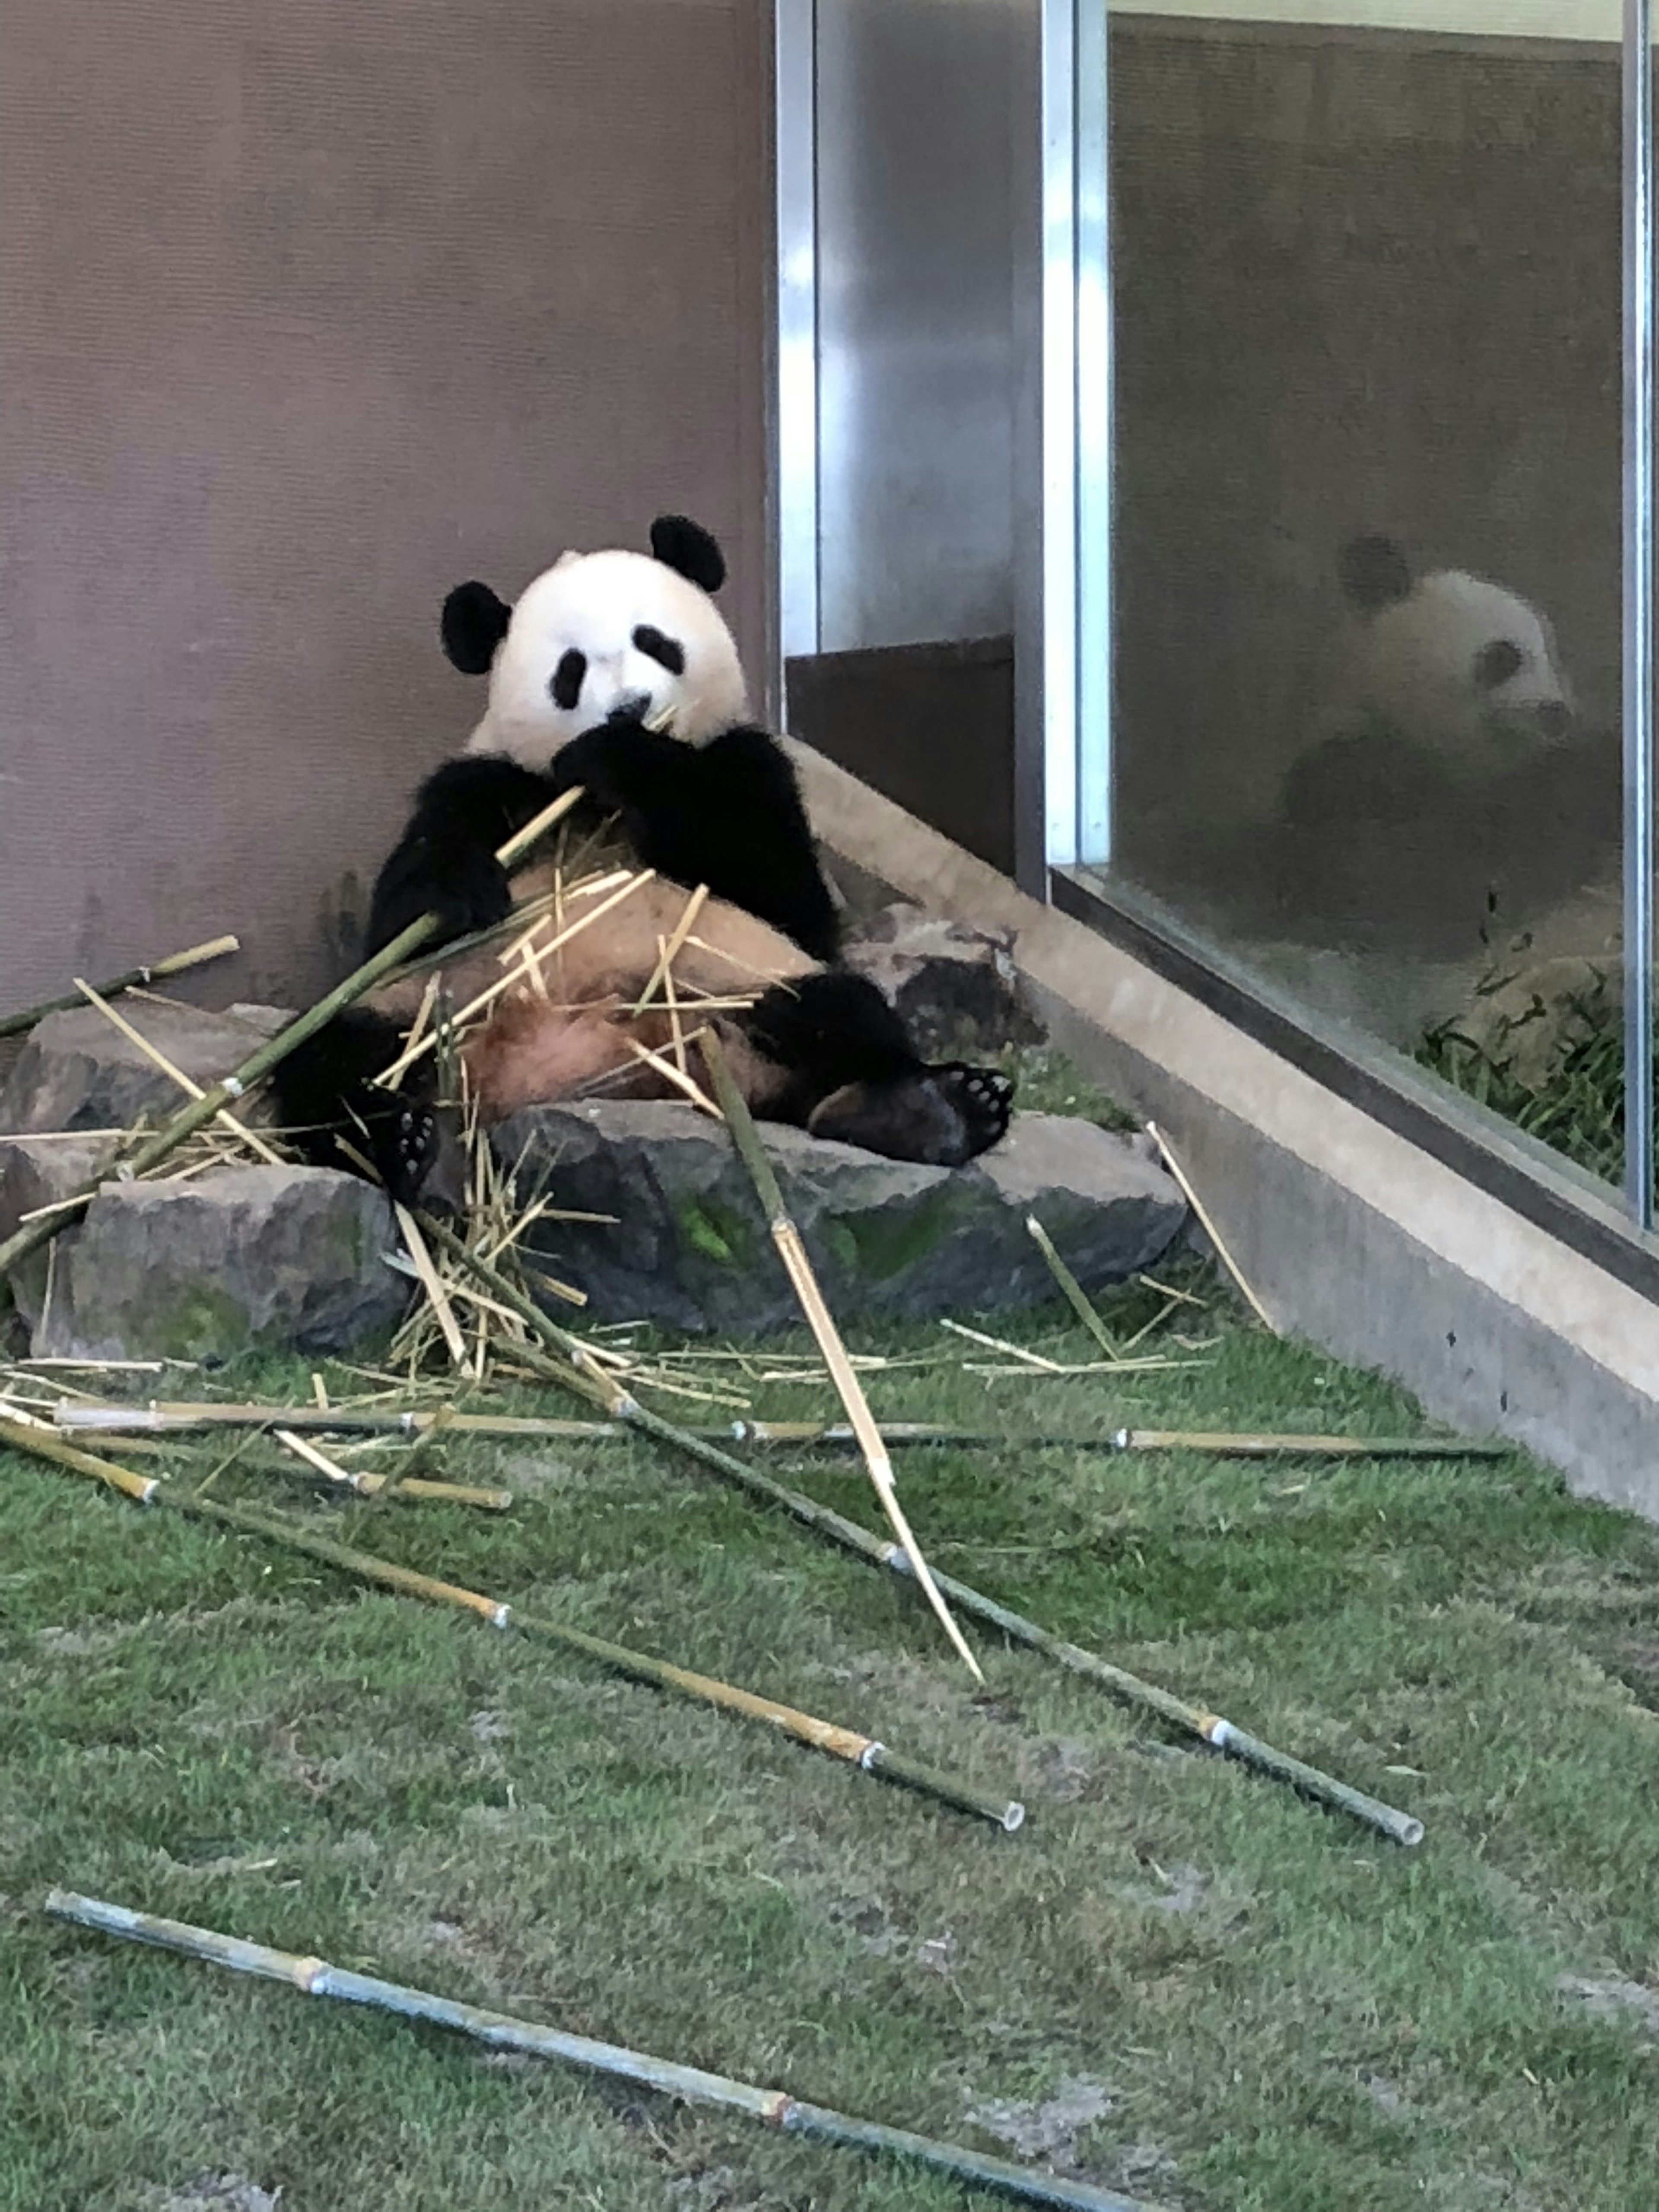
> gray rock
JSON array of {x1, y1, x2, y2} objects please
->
[
  {"x1": 844, "y1": 902, "x2": 1045, "y2": 1057},
  {"x1": 493, "y1": 1100, "x2": 1184, "y2": 1332},
  {"x1": 0, "y1": 1001, "x2": 289, "y2": 1137},
  {"x1": 14, "y1": 1164, "x2": 410, "y2": 1363},
  {"x1": 0, "y1": 1135, "x2": 120, "y2": 1346}
]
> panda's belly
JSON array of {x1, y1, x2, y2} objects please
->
[{"x1": 367, "y1": 842, "x2": 817, "y2": 1120}]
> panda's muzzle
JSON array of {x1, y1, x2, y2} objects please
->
[{"x1": 607, "y1": 692, "x2": 652, "y2": 725}]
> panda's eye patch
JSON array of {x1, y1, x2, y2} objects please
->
[
  {"x1": 1473, "y1": 639, "x2": 1524, "y2": 692},
  {"x1": 632, "y1": 625, "x2": 685, "y2": 677},
  {"x1": 550, "y1": 649, "x2": 587, "y2": 711}
]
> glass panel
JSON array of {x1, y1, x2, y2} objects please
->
[{"x1": 1098, "y1": 2, "x2": 1630, "y2": 1190}]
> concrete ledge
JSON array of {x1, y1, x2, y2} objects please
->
[{"x1": 789, "y1": 737, "x2": 1659, "y2": 1522}]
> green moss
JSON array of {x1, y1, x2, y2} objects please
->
[
  {"x1": 138, "y1": 1281, "x2": 254, "y2": 1364},
  {"x1": 674, "y1": 1195, "x2": 754, "y2": 1269},
  {"x1": 839, "y1": 1187, "x2": 966, "y2": 1282}
]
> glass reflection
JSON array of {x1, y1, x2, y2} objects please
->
[{"x1": 1102, "y1": 3, "x2": 1626, "y2": 1182}]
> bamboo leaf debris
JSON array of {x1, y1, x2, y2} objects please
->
[{"x1": 45, "y1": 1890, "x2": 1155, "y2": 2211}]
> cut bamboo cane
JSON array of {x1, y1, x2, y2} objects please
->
[
  {"x1": 698, "y1": 1033, "x2": 983, "y2": 1685},
  {"x1": 3, "y1": 1421, "x2": 1020, "y2": 1831},
  {"x1": 0, "y1": 798, "x2": 578, "y2": 1283},
  {"x1": 1025, "y1": 1216, "x2": 1119, "y2": 1359},
  {"x1": 272, "y1": 1428, "x2": 510, "y2": 1512},
  {"x1": 45, "y1": 1891, "x2": 1150, "y2": 2210},
  {"x1": 48, "y1": 1402, "x2": 1506, "y2": 1465},
  {"x1": 276, "y1": 1246, "x2": 1426, "y2": 1847},
  {"x1": 74, "y1": 978, "x2": 289, "y2": 1168},
  {"x1": 391, "y1": 1205, "x2": 469, "y2": 1370},
  {"x1": 67, "y1": 1422, "x2": 501, "y2": 1509},
  {"x1": 1144, "y1": 1122, "x2": 1276, "y2": 1332},
  {"x1": 631, "y1": 882, "x2": 709, "y2": 1014},
  {"x1": 0, "y1": 935, "x2": 240, "y2": 1040}
]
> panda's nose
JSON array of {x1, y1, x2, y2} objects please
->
[
  {"x1": 1536, "y1": 698, "x2": 1572, "y2": 742},
  {"x1": 607, "y1": 692, "x2": 652, "y2": 725}
]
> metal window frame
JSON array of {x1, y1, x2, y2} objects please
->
[
  {"x1": 1624, "y1": 0, "x2": 1656, "y2": 1228},
  {"x1": 774, "y1": 0, "x2": 820, "y2": 675}
]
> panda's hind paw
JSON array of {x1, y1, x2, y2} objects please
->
[
  {"x1": 806, "y1": 1062, "x2": 1015, "y2": 1167},
  {"x1": 933, "y1": 1062, "x2": 1016, "y2": 1162},
  {"x1": 372, "y1": 1099, "x2": 439, "y2": 1208}
]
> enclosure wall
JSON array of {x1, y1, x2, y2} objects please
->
[{"x1": 0, "y1": 0, "x2": 773, "y2": 1011}]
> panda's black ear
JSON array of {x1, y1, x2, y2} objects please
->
[
  {"x1": 1338, "y1": 534, "x2": 1413, "y2": 613},
  {"x1": 441, "y1": 582, "x2": 512, "y2": 675},
  {"x1": 649, "y1": 514, "x2": 726, "y2": 594}
]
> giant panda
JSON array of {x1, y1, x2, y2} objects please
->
[
  {"x1": 273, "y1": 514, "x2": 1015, "y2": 1203},
  {"x1": 1271, "y1": 532, "x2": 1614, "y2": 957}
]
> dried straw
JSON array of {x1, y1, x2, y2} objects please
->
[
  {"x1": 73, "y1": 978, "x2": 289, "y2": 1168},
  {"x1": 376, "y1": 867, "x2": 658, "y2": 1087},
  {"x1": 1145, "y1": 1122, "x2": 1276, "y2": 1332},
  {"x1": 46, "y1": 1891, "x2": 1158, "y2": 2209}
]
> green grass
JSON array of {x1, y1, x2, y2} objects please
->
[{"x1": 4, "y1": 1283, "x2": 1659, "y2": 2211}]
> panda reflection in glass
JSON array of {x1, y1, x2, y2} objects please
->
[{"x1": 275, "y1": 515, "x2": 1015, "y2": 1203}]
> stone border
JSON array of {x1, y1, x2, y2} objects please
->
[{"x1": 788, "y1": 737, "x2": 1659, "y2": 1524}]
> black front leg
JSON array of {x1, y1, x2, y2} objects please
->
[
  {"x1": 552, "y1": 718, "x2": 842, "y2": 961},
  {"x1": 365, "y1": 755, "x2": 556, "y2": 957}
]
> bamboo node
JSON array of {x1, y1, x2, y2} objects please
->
[
  {"x1": 858, "y1": 1741, "x2": 887, "y2": 1770},
  {"x1": 296, "y1": 1955, "x2": 328, "y2": 1993}
]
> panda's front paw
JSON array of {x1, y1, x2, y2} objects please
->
[
  {"x1": 370, "y1": 848, "x2": 513, "y2": 955},
  {"x1": 551, "y1": 718, "x2": 674, "y2": 813}
]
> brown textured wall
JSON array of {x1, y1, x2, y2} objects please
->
[{"x1": 0, "y1": 0, "x2": 771, "y2": 1012}]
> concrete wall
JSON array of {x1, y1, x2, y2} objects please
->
[{"x1": 0, "y1": 0, "x2": 772, "y2": 1014}]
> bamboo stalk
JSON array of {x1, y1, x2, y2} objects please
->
[
  {"x1": 73, "y1": 978, "x2": 289, "y2": 1168},
  {"x1": 282, "y1": 1243, "x2": 1426, "y2": 1847},
  {"x1": 272, "y1": 1428, "x2": 510, "y2": 1512},
  {"x1": 60, "y1": 1423, "x2": 500, "y2": 1510},
  {"x1": 0, "y1": 799, "x2": 577, "y2": 1282},
  {"x1": 46, "y1": 1891, "x2": 1153, "y2": 2210},
  {"x1": 392, "y1": 1205, "x2": 469, "y2": 1370},
  {"x1": 5, "y1": 1421, "x2": 1019, "y2": 1831},
  {"x1": 1144, "y1": 1122, "x2": 1276, "y2": 1332},
  {"x1": 0, "y1": 935, "x2": 240, "y2": 1041},
  {"x1": 1025, "y1": 1216, "x2": 1118, "y2": 1358},
  {"x1": 940, "y1": 1318, "x2": 1067, "y2": 1370},
  {"x1": 698, "y1": 1033, "x2": 983, "y2": 1685},
  {"x1": 48, "y1": 1402, "x2": 1504, "y2": 1465}
]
